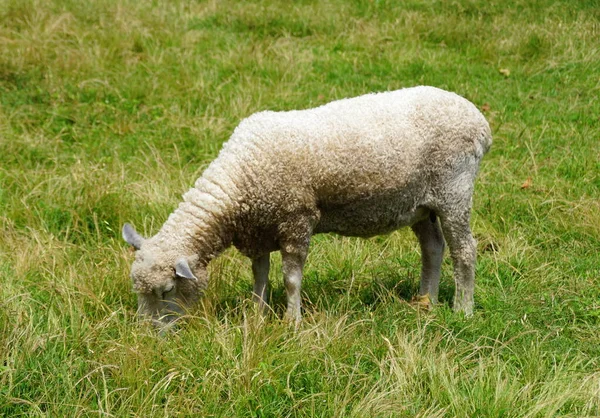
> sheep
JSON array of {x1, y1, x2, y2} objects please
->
[{"x1": 122, "y1": 86, "x2": 492, "y2": 326}]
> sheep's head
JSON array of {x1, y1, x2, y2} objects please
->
[{"x1": 122, "y1": 223, "x2": 207, "y2": 328}]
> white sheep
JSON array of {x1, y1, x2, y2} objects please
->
[{"x1": 123, "y1": 86, "x2": 492, "y2": 326}]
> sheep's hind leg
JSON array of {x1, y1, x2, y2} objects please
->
[
  {"x1": 411, "y1": 212, "x2": 445, "y2": 309},
  {"x1": 252, "y1": 253, "x2": 270, "y2": 314},
  {"x1": 438, "y1": 210, "x2": 477, "y2": 316}
]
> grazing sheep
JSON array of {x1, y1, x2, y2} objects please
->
[{"x1": 123, "y1": 86, "x2": 492, "y2": 326}]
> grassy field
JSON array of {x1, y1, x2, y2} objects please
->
[{"x1": 1, "y1": 0, "x2": 599, "y2": 416}]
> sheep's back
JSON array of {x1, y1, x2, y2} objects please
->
[{"x1": 222, "y1": 86, "x2": 490, "y2": 206}]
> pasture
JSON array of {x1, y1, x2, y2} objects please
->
[{"x1": 1, "y1": 0, "x2": 599, "y2": 416}]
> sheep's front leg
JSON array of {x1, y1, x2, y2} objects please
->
[
  {"x1": 281, "y1": 249, "x2": 307, "y2": 324},
  {"x1": 252, "y1": 253, "x2": 270, "y2": 314},
  {"x1": 411, "y1": 214, "x2": 445, "y2": 308}
]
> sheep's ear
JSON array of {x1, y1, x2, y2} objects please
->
[
  {"x1": 175, "y1": 257, "x2": 198, "y2": 281},
  {"x1": 122, "y1": 223, "x2": 145, "y2": 250}
]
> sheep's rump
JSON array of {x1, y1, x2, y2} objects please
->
[{"x1": 209, "y1": 86, "x2": 491, "y2": 237}]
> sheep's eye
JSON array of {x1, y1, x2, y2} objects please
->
[{"x1": 163, "y1": 283, "x2": 175, "y2": 294}]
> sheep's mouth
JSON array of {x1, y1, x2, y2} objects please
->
[
  {"x1": 136, "y1": 310, "x2": 182, "y2": 334},
  {"x1": 149, "y1": 316, "x2": 179, "y2": 335}
]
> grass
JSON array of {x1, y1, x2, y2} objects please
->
[{"x1": 1, "y1": 0, "x2": 599, "y2": 416}]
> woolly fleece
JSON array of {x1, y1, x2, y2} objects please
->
[{"x1": 124, "y1": 86, "x2": 492, "y2": 323}]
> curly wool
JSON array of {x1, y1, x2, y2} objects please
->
[
  {"x1": 129, "y1": 86, "x2": 491, "y2": 318},
  {"x1": 190, "y1": 86, "x2": 491, "y2": 254}
]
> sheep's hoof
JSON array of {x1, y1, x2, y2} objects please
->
[
  {"x1": 411, "y1": 293, "x2": 433, "y2": 312},
  {"x1": 283, "y1": 312, "x2": 302, "y2": 330},
  {"x1": 453, "y1": 303, "x2": 474, "y2": 317}
]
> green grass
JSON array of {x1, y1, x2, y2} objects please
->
[{"x1": 1, "y1": 0, "x2": 599, "y2": 416}]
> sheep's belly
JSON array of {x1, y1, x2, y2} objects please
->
[{"x1": 314, "y1": 198, "x2": 429, "y2": 238}]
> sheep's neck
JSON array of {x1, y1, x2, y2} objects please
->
[{"x1": 157, "y1": 189, "x2": 235, "y2": 264}]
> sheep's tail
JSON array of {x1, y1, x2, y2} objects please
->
[
  {"x1": 474, "y1": 118, "x2": 493, "y2": 159},
  {"x1": 481, "y1": 122, "x2": 493, "y2": 154}
]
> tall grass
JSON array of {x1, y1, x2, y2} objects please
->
[{"x1": 1, "y1": 0, "x2": 599, "y2": 416}]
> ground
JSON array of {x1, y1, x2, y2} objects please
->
[{"x1": 1, "y1": 0, "x2": 599, "y2": 416}]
